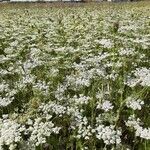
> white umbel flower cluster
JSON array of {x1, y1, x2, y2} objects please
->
[
  {"x1": 0, "y1": 82, "x2": 17, "y2": 107},
  {"x1": 95, "y1": 125, "x2": 121, "y2": 145},
  {"x1": 119, "y1": 48, "x2": 136, "y2": 56},
  {"x1": 76, "y1": 117, "x2": 92, "y2": 140},
  {"x1": 126, "y1": 97, "x2": 144, "y2": 110},
  {"x1": 136, "y1": 126, "x2": 150, "y2": 140},
  {"x1": 33, "y1": 80, "x2": 50, "y2": 95},
  {"x1": 96, "y1": 39, "x2": 113, "y2": 49},
  {"x1": 126, "y1": 115, "x2": 150, "y2": 140},
  {"x1": 134, "y1": 68, "x2": 150, "y2": 87},
  {"x1": 39, "y1": 102, "x2": 66, "y2": 116},
  {"x1": 127, "y1": 68, "x2": 150, "y2": 87},
  {"x1": 126, "y1": 115, "x2": 141, "y2": 129},
  {"x1": 71, "y1": 95, "x2": 91, "y2": 105},
  {"x1": 27, "y1": 117, "x2": 61, "y2": 147},
  {"x1": 0, "y1": 117, "x2": 25, "y2": 150},
  {"x1": 97, "y1": 100, "x2": 114, "y2": 112}
]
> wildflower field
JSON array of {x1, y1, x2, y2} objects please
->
[{"x1": 0, "y1": 2, "x2": 150, "y2": 150}]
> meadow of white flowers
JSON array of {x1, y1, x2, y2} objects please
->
[{"x1": 0, "y1": 2, "x2": 150, "y2": 150}]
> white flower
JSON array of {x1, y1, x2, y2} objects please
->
[
  {"x1": 136, "y1": 127, "x2": 150, "y2": 140},
  {"x1": 95, "y1": 125, "x2": 121, "y2": 145},
  {"x1": 127, "y1": 68, "x2": 150, "y2": 87},
  {"x1": 126, "y1": 115, "x2": 141, "y2": 129},
  {"x1": 134, "y1": 68, "x2": 150, "y2": 87},
  {"x1": 0, "y1": 82, "x2": 17, "y2": 107},
  {"x1": 96, "y1": 39, "x2": 113, "y2": 48},
  {"x1": 119, "y1": 48, "x2": 136, "y2": 56},
  {"x1": 0, "y1": 118, "x2": 24, "y2": 149},
  {"x1": 126, "y1": 115, "x2": 150, "y2": 140},
  {"x1": 71, "y1": 94, "x2": 90, "y2": 105},
  {"x1": 33, "y1": 80, "x2": 49, "y2": 95},
  {"x1": 27, "y1": 117, "x2": 61, "y2": 146},
  {"x1": 39, "y1": 102, "x2": 66, "y2": 117},
  {"x1": 126, "y1": 97, "x2": 144, "y2": 110},
  {"x1": 75, "y1": 117, "x2": 92, "y2": 140},
  {"x1": 97, "y1": 100, "x2": 114, "y2": 112}
]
